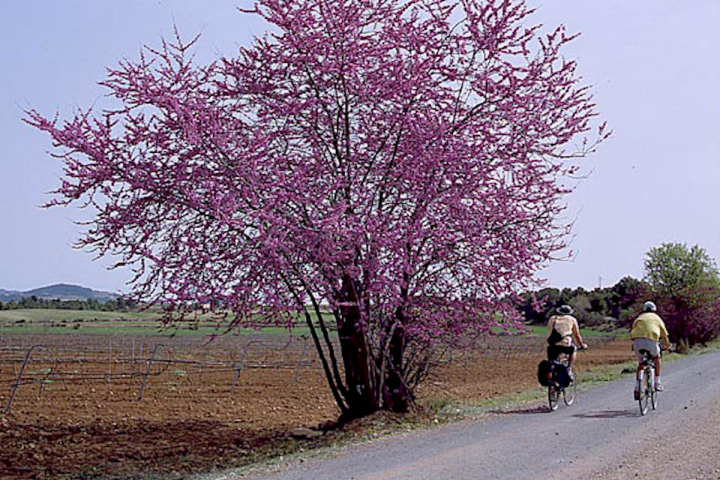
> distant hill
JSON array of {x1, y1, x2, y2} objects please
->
[{"x1": 0, "y1": 284, "x2": 119, "y2": 302}]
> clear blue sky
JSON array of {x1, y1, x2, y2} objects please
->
[{"x1": 1, "y1": 1, "x2": 718, "y2": 294}]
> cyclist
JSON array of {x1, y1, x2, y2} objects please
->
[
  {"x1": 630, "y1": 301, "x2": 670, "y2": 396},
  {"x1": 547, "y1": 304, "x2": 588, "y2": 380}
]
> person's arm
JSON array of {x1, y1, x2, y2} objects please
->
[
  {"x1": 572, "y1": 318, "x2": 587, "y2": 348},
  {"x1": 659, "y1": 319, "x2": 671, "y2": 349},
  {"x1": 629, "y1": 317, "x2": 640, "y2": 339},
  {"x1": 630, "y1": 317, "x2": 639, "y2": 331}
]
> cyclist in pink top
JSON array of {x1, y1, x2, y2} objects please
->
[{"x1": 547, "y1": 305, "x2": 588, "y2": 378}]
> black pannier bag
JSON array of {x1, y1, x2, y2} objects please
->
[
  {"x1": 552, "y1": 362, "x2": 572, "y2": 388},
  {"x1": 537, "y1": 359, "x2": 552, "y2": 386}
]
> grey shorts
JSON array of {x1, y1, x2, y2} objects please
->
[{"x1": 633, "y1": 338, "x2": 660, "y2": 361}]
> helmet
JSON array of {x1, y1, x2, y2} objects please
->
[
  {"x1": 557, "y1": 304, "x2": 574, "y2": 315},
  {"x1": 643, "y1": 301, "x2": 657, "y2": 312}
]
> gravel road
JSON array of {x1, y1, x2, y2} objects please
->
[{"x1": 218, "y1": 348, "x2": 720, "y2": 480}]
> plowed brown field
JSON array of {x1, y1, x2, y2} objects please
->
[{"x1": 0, "y1": 333, "x2": 631, "y2": 479}]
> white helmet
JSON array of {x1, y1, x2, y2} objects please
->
[{"x1": 643, "y1": 301, "x2": 657, "y2": 312}]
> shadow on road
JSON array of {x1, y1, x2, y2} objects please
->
[
  {"x1": 490, "y1": 406, "x2": 549, "y2": 415},
  {"x1": 572, "y1": 410, "x2": 638, "y2": 419}
]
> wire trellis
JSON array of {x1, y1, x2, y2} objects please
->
[{"x1": 0, "y1": 332, "x2": 619, "y2": 414}]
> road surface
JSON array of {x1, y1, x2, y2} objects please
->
[{"x1": 216, "y1": 348, "x2": 720, "y2": 480}]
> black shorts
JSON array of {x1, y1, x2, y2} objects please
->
[{"x1": 547, "y1": 344, "x2": 576, "y2": 360}]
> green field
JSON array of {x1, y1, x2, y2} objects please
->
[
  {"x1": 523, "y1": 324, "x2": 623, "y2": 337},
  {"x1": 0, "y1": 309, "x2": 314, "y2": 336},
  {"x1": 0, "y1": 309, "x2": 157, "y2": 322},
  {"x1": 0, "y1": 309, "x2": 620, "y2": 338}
]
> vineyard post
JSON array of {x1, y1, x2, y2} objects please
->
[
  {"x1": 5, "y1": 345, "x2": 37, "y2": 414},
  {"x1": 293, "y1": 338, "x2": 310, "y2": 384},
  {"x1": 38, "y1": 348, "x2": 57, "y2": 397},
  {"x1": 55, "y1": 347, "x2": 69, "y2": 392},
  {"x1": 107, "y1": 339, "x2": 113, "y2": 385},
  {"x1": 230, "y1": 342, "x2": 253, "y2": 395},
  {"x1": 131, "y1": 339, "x2": 136, "y2": 376},
  {"x1": 138, "y1": 344, "x2": 163, "y2": 400},
  {"x1": 198, "y1": 348, "x2": 204, "y2": 381}
]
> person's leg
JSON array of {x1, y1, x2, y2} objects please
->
[
  {"x1": 654, "y1": 354, "x2": 663, "y2": 391},
  {"x1": 547, "y1": 346, "x2": 557, "y2": 361},
  {"x1": 645, "y1": 341, "x2": 663, "y2": 390},
  {"x1": 565, "y1": 346, "x2": 577, "y2": 384},
  {"x1": 568, "y1": 350, "x2": 577, "y2": 370},
  {"x1": 633, "y1": 339, "x2": 644, "y2": 399},
  {"x1": 632, "y1": 339, "x2": 644, "y2": 374}
]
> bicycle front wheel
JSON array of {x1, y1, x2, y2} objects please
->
[
  {"x1": 563, "y1": 380, "x2": 576, "y2": 406},
  {"x1": 638, "y1": 372, "x2": 650, "y2": 416},
  {"x1": 650, "y1": 373, "x2": 659, "y2": 410},
  {"x1": 548, "y1": 386, "x2": 559, "y2": 411}
]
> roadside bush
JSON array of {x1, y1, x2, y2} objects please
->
[
  {"x1": 655, "y1": 288, "x2": 720, "y2": 350},
  {"x1": 644, "y1": 243, "x2": 720, "y2": 350}
]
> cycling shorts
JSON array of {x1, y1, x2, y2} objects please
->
[
  {"x1": 633, "y1": 338, "x2": 660, "y2": 361},
  {"x1": 547, "y1": 344, "x2": 576, "y2": 361}
]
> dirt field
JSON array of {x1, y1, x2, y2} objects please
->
[{"x1": 0, "y1": 332, "x2": 631, "y2": 479}]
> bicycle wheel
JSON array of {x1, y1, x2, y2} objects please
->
[
  {"x1": 650, "y1": 371, "x2": 659, "y2": 410},
  {"x1": 638, "y1": 370, "x2": 650, "y2": 416},
  {"x1": 563, "y1": 379, "x2": 576, "y2": 406},
  {"x1": 548, "y1": 386, "x2": 559, "y2": 411}
]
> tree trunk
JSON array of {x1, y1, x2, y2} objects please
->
[
  {"x1": 383, "y1": 320, "x2": 410, "y2": 412},
  {"x1": 333, "y1": 276, "x2": 414, "y2": 419},
  {"x1": 337, "y1": 275, "x2": 378, "y2": 419},
  {"x1": 678, "y1": 336, "x2": 689, "y2": 354}
]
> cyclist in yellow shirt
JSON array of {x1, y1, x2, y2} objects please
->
[{"x1": 630, "y1": 301, "x2": 671, "y2": 396}]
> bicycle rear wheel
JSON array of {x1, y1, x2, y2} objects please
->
[
  {"x1": 548, "y1": 386, "x2": 559, "y2": 411},
  {"x1": 638, "y1": 371, "x2": 650, "y2": 416},
  {"x1": 563, "y1": 380, "x2": 576, "y2": 406}
]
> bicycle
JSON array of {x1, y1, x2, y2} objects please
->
[
  {"x1": 546, "y1": 346, "x2": 585, "y2": 412},
  {"x1": 636, "y1": 345, "x2": 670, "y2": 416},
  {"x1": 636, "y1": 348, "x2": 658, "y2": 415}
]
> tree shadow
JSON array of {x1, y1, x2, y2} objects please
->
[
  {"x1": 572, "y1": 410, "x2": 638, "y2": 419},
  {"x1": 490, "y1": 406, "x2": 550, "y2": 415}
]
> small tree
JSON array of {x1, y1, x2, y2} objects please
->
[
  {"x1": 644, "y1": 243, "x2": 720, "y2": 350},
  {"x1": 27, "y1": 0, "x2": 606, "y2": 419},
  {"x1": 609, "y1": 276, "x2": 645, "y2": 323},
  {"x1": 515, "y1": 277, "x2": 646, "y2": 329},
  {"x1": 514, "y1": 287, "x2": 561, "y2": 324}
]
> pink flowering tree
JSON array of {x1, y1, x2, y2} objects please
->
[{"x1": 27, "y1": 0, "x2": 606, "y2": 419}]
